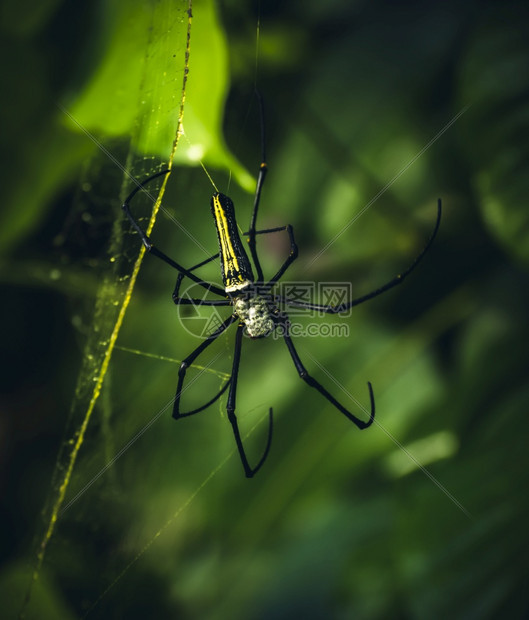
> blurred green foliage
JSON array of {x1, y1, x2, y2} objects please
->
[{"x1": 1, "y1": 0, "x2": 529, "y2": 619}]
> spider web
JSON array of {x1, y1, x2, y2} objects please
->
[
  {"x1": 14, "y1": 1, "x2": 285, "y2": 614},
  {"x1": 19, "y1": 1, "x2": 199, "y2": 615}
]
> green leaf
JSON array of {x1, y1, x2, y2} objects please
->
[{"x1": 68, "y1": 0, "x2": 252, "y2": 188}]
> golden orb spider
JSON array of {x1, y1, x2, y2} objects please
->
[{"x1": 122, "y1": 94, "x2": 441, "y2": 477}]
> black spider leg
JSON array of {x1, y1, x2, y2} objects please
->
[
  {"x1": 277, "y1": 313, "x2": 375, "y2": 429},
  {"x1": 249, "y1": 224, "x2": 299, "y2": 303},
  {"x1": 226, "y1": 323, "x2": 273, "y2": 478},
  {"x1": 172, "y1": 224, "x2": 299, "y2": 306},
  {"x1": 172, "y1": 252, "x2": 232, "y2": 307},
  {"x1": 247, "y1": 89, "x2": 268, "y2": 283},
  {"x1": 280, "y1": 199, "x2": 442, "y2": 313},
  {"x1": 121, "y1": 169, "x2": 226, "y2": 297},
  {"x1": 262, "y1": 224, "x2": 298, "y2": 286},
  {"x1": 173, "y1": 314, "x2": 237, "y2": 418}
]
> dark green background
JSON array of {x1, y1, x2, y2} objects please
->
[{"x1": 1, "y1": 0, "x2": 529, "y2": 618}]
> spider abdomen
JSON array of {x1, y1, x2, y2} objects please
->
[
  {"x1": 233, "y1": 295, "x2": 275, "y2": 339},
  {"x1": 210, "y1": 193, "x2": 255, "y2": 293}
]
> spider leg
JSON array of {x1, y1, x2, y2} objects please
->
[
  {"x1": 122, "y1": 169, "x2": 172, "y2": 219},
  {"x1": 265, "y1": 225, "x2": 298, "y2": 285},
  {"x1": 173, "y1": 252, "x2": 221, "y2": 300},
  {"x1": 278, "y1": 316, "x2": 375, "y2": 429},
  {"x1": 247, "y1": 90, "x2": 268, "y2": 283},
  {"x1": 173, "y1": 315, "x2": 236, "y2": 418},
  {"x1": 173, "y1": 297, "x2": 232, "y2": 307},
  {"x1": 172, "y1": 253, "x2": 231, "y2": 307},
  {"x1": 242, "y1": 91, "x2": 299, "y2": 287},
  {"x1": 122, "y1": 170, "x2": 225, "y2": 297},
  {"x1": 280, "y1": 199, "x2": 442, "y2": 314},
  {"x1": 226, "y1": 323, "x2": 273, "y2": 478},
  {"x1": 242, "y1": 225, "x2": 299, "y2": 292}
]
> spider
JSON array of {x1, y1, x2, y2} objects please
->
[{"x1": 122, "y1": 95, "x2": 441, "y2": 478}]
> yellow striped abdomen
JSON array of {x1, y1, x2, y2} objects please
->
[{"x1": 210, "y1": 193, "x2": 254, "y2": 292}]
